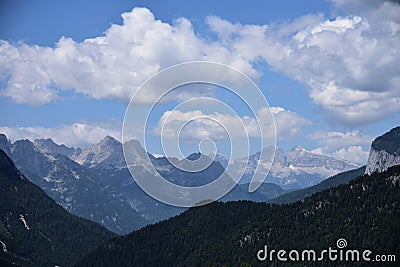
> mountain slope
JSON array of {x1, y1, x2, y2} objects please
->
[
  {"x1": 10, "y1": 138, "x2": 148, "y2": 234},
  {"x1": 268, "y1": 165, "x2": 366, "y2": 204},
  {"x1": 0, "y1": 149, "x2": 116, "y2": 266},
  {"x1": 221, "y1": 182, "x2": 290, "y2": 202},
  {"x1": 75, "y1": 164, "x2": 400, "y2": 266},
  {"x1": 0, "y1": 134, "x2": 11, "y2": 159}
]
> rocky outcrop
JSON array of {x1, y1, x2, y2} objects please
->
[
  {"x1": 365, "y1": 148, "x2": 400, "y2": 175},
  {"x1": 365, "y1": 127, "x2": 400, "y2": 175}
]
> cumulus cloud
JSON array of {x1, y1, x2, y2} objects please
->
[
  {"x1": 155, "y1": 110, "x2": 253, "y2": 142},
  {"x1": 309, "y1": 130, "x2": 373, "y2": 150},
  {"x1": 310, "y1": 130, "x2": 373, "y2": 164},
  {"x1": 154, "y1": 106, "x2": 311, "y2": 142},
  {"x1": 330, "y1": 145, "x2": 369, "y2": 165},
  {"x1": 207, "y1": 3, "x2": 400, "y2": 126},
  {"x1": 269, "y1": 107, "x2": 312, "y2": 140},
  {"x1": 0, "y1": 123, "x2": 120, "y2": 147},
  {"x1": 312, "y1": 145, "x2": 369, "y2": 165},
  {"x1": 1, "y1": 4, "x2": 399, "y2": 126},
  {"x1": 0, "y1": 8, "x2": 259, "y2": 105}
]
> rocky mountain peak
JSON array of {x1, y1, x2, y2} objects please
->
[
  {"x1": 12, "y1": 139, "x2": 36, "y2": 152},
  {"x1": 220, "y1": 146, "x2": 358, "y2": 189},
  {"x1": 34, "y1": 138, "x2": 81, "y2": 157},
  {"x1": 72, "y1": 136, "x2": 125, "y2": 169},
  {"x1": 100, "y1": 135, "x2": 120, "y2": 147}
]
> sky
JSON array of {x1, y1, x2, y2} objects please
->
[{"x1": 0, "y1": 0, "x2": 399, "y2": 164}]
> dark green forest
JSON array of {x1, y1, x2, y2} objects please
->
[
  {"x1": 76, "y1": 165, "x2": 400, "y2": 267},
  {"x1": 0, "y1": 150, "x2": 116, "y2": 266},
  {"x1": 268, "y1": 166, "x2": 365, "y2": 204}
]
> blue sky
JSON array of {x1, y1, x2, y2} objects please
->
[{"x1": 0, "y1": 0, "x2": 399, "y2": 164}]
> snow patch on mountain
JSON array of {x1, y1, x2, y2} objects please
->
[
  {"x1": 0, "y1": 240, "x2": 7, "y2": 252},
  {"x1": 19, "y1": 214, "x2": 30, "y2": 230}
]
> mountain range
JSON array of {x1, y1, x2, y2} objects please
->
[
  {"x1": 2, "y1": 134, "x2": 338, "y2": 234},
  {"x1": 216, "y1": 145, "x2": 358, "y2": 189},
  {"x1": 1, "y1": 126, "x2": 399, "y2": 266},
  {"x1": 74, "y1": 127, "x2": 400, "y2": 266}
]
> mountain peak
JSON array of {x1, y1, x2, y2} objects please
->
[
  {"x1": 34, "y1": 138, "x2": 80, "y2": 158},
  {"x1": 72, "y1": 136, "x2": 126, "y2": 170},
  {"x1": 100, "y1": 135, "x2": 120, "y2": 145},
  {"x1": 0, "y1": 133, "x2": 8, "y2": 142},
  {"x1": 34, "y1": 137, "x2": 56, "y2": 144},
  {"x1": 13, "y1": 139, "x2": 35, "y2": 150}
]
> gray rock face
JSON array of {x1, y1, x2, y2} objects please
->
[
  {"x1": 365, "y1": 147, "x2": 400, "y2": 175},
  {"x1": 365, "y1": 127, "x2": 400, "y2": 175},
  {"x1": 71, "y1": 135, "x2": 126, "y2": 170},
  {"x1": 34, "y1": 138, "x2": 81, "y2": 158}
]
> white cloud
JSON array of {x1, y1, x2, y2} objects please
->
[
  {"x1": 269, "y1": 107, "x2": 312, "y2": 140},
  {"x1": 1, "y1": 4, "x2": 399, "y2": 126},
  {"x1": 330, "y1": 145, "x2": 369, "y2": 164},
  {"x1": 0, "y1": 123, "x2": 120, "y2": 148},
  {"x1": 309, "y1": 130, "x2": 372, "y2": 151},
  {"x1": 312, "y1": 145, "x2": 369, "y2": 165},
  {"x1": 207, "y1": 3, "x2": 400, "y2": 126},
  {"x1": 155, "y1": 110, "x2": 251, "y2": 142},
  {"x1": 310, "y1": 130, "x2": 372, "y2": 164},
  {"x1": 155, "y1": 106, "x2": 311, "y2": 142},
  {"x1": 0, "y1": 8, "x2": 260, "y2": 105}
]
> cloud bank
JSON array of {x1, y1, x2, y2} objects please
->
[{"x1": 1, "y1": 0, "x2": 399, "y2": 130}]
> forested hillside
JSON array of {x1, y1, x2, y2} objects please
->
[
  {"x1": 0, "y1": 150, "x2": 116, "y2": 266},
  {"x1": 76, "y1": 165, "x2": 400, "y2": 266}
]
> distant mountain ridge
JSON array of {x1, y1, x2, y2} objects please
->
[
  {"x1": 0, "y1": 134, "x2": 293, "y2": 234},
  {"x1": 1, "y1": 134, "x2": 359, "y2": 190},
  {"x1": 216, "y1": 145, "x2": 358, "y2": 189},
  {"x1": 34, "y1": 138, "x2": 81, "y2": 158}
]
